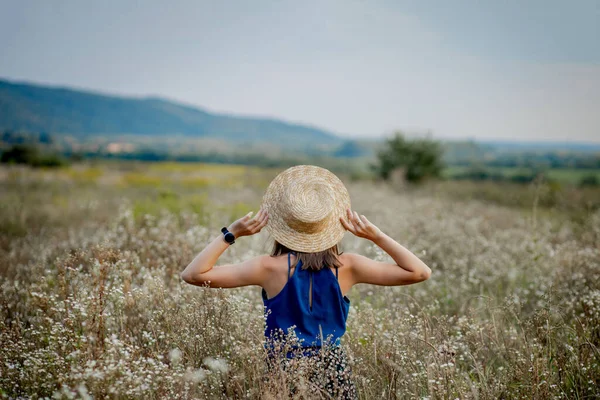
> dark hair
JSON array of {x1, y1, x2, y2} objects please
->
[{"x1": 271, "y1": 241, "x2": 343, "y2": 271}]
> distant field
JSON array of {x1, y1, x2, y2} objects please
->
[{"x1": 443, "y1": 165, "x2": 600, "y2": 184}]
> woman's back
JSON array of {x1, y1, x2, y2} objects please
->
[
  {"x1": 262, "y1": 252, "x2": 350, "y2": 351},
  {"x1": 262, "y1": 252, "x2": 353, "y2": 299}
]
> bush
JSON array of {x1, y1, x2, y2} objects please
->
[
  {"x1": 0, "y1": 144, "x2": 68, "y2": 168},
  {"x1": 1, "y1": 144, "x2": 39, "y2": 164},
  {"x1": 579, "y1": 174, "x2": 599, "y2": 187},
  {"x1": 373, "y1": 132, "x2": 443, "y2": 183},
  {"x1": 32, "y1": 154, "x2": 68, "y2": 167},
  {"x1": 450, "y1": 165, "x2": 504, "y2": 182}
]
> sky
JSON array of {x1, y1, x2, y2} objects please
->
[{"x1": 1, "y1": 0, "x2": 599, "y2": 142}]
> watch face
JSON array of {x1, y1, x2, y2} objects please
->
[{"x1": 224, "y1": 232, "x2": 235, "y2": 244}]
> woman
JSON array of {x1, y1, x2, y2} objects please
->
[{"x1": 181, "y1": 165, "x2": 431, "y2": 399}]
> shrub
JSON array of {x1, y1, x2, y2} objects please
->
[
  {"x1": 0, "y1": 144, "x2": 68, "y2": 168},
  {"x1": 1, "y1": 144, "x2": 39, "y2": 164},
  {"x1": 373, "y1": 132, "x2": 443, "y2": 183},
  {"x1": 579, "y1": 174, "x2": 599, "y2": 187}
]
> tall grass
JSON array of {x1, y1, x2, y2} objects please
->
[{"x1": 1, "y1": 164, "x2": 599, "y2": 399}]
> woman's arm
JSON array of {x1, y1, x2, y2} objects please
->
[
  {"x1": 340, "y1": 209, "x2": 431, "y2": 286},
  {"x1": 180, "y1": 209, "x2": 269, "y2": 287}
]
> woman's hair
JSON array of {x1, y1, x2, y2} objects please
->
[{"x1": 271, "y1": 241, "x2": 343, "y2": 271}]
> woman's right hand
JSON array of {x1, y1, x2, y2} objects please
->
[
  {"x1": 340, "y1": 208, "x2": 383, "y2": 242},
  {"x1": 227, "y1": 208, "x2": 268, "y2": 238}
]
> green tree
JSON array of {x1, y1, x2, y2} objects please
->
[
  {"x1": 373, "y1": 132, "x2": 443, "y2": 183},
  {"x1": 0, "y1": 144, "x2": 39, "y2": 164},
  {"x1": 0, "y1": 144, "x2": 68, "y2": 167},
  {"x1": 579, "y1": 174, "x2": 599, "y2": 187}
]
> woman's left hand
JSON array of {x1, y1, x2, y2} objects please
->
[{"x1": 227, "y1": 208, "x2": 268, "y2": 238}]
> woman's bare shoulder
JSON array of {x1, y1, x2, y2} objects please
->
[
  {"x1": 338, "y1": 252, "x2": 364, "y2": 267},
  {"x1": 260, "y1": 254, "x2": 289, "y2": 270}
]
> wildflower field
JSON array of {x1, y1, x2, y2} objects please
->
[{"x1": 1, "y1": 163, "x2": 599, "y2": 399}]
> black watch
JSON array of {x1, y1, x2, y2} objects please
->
[{"x1": 221, "y1": 227, "x2": 235, "y2": 245}]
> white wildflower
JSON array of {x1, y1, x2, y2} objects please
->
[
  {"x1": 203, "y1": 357, "x2": 230, "y2": 373},
  {"x1": 167, "y1": 348, "x2": 181, "y2": 364},
  {"x1": 184, "y1": 368, "x2": 207, "y2": 383}
]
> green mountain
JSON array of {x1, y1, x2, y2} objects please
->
[{"x1": 0, "y1": 78, "x2": 341, "y2": 145}]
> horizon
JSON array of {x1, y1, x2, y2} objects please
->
[
  {"x1": 1, "y1": 1, "x2": 599, "y2": 144},
  {"x1": 3, "y1": 76, "x2": 600, "y2": 146}
]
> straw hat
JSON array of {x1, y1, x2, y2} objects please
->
[{"x1": 261, "y1": 165, "x2": 351, "y2": 253}]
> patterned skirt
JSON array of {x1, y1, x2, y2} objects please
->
[{"x1": 264, "y1": 345, "x2": 358, "y2": 399}]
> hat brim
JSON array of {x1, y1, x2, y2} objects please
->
[{"x1": 261, "y1": 165, "x2": 351, "y2": 253}]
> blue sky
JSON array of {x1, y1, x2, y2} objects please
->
[{"x1": 1, "y1": 0, "x2": 599, "y2": 142}]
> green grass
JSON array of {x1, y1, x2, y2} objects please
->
[
  {"x1": 131, "y1": 191, "x2": 209, "y2": 221},
  {"x1": 443, "y1": 166, "x2": 600, "y2": 184}
]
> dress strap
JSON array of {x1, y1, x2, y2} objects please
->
[
  {"x1": 335, "y1": 266, "x2": 339, "y2": 280},
  {"x1": 287, "y1": 252, "x2": 292, "y2": 280}
]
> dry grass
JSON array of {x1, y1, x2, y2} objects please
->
[{"x1": 1, "y1": 164, "x2": 599, "y2": 399}]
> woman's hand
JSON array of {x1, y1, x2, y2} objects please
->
[
  {"x1": 227, "y1": 208, "x2": 268, "y2": 238},
  {"x1": 340, "y1": 208, "x2": 382, "y2": 242},
  {"x1": 181, "y1": 208, "x2": 269, "y2": 283}
]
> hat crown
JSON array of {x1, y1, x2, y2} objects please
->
[
  {"x1": 262, "y1": 164, "x2": 351, "y2": 253},
  {"x1": 282, "y1": 181, "x2": 334, "y2": 234}
]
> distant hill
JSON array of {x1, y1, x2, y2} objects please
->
[{"x1": 0, "y1": 78, "x2": 341, "y2": 146}]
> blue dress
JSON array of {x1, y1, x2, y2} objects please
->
[
  {"x1": 261, "y1": 252, "x2": 358, "y2": 398},
  {"x1": 261, "y1": 251, "x2": 351, "y2": 356}
]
